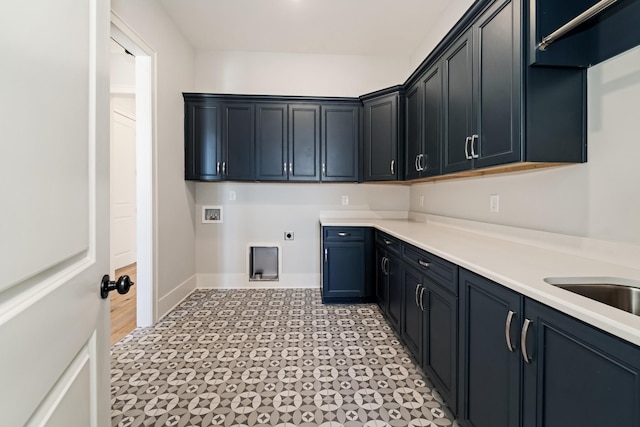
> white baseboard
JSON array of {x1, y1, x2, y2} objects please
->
[
  {"x1": 197, "y1": 273, "x2": 320, "y2": 289},
  {"x1": 158, "y1": 274, "x2": 197, "y2": 319}
]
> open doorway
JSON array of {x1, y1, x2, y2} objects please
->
[
  {"x1": 110, "y1": 13, "x2": 157, "y2": 344},
  {"x1": 110, "y1": 38, "x2": 137, "y2": 344}
]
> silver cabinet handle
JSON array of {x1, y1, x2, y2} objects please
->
[
  {"x1": 390, "y1": 160, "x2": 395, "y2": 175},
  {"x1": 419, "y1": 154, "x2": 426, "y2": 171},
  {"x1": 284, "y1": 162, "x2": 287, "y2": 174},
  {"x1": 289, "y1": 162, "x2": 293, "y2": 175},
  {"x1": 384, "y1": 239, "x2": 392, "y2": 245},
  {"x1": 380, "y1": 256, "x2": 386, "y2": 274},
  {"x1": 222, "y1": 161, "x2": 227, "y2": 175},
  {"x1": 505, "y1": 310, "x2": 516, "y2": 352},
  {"x1": 521, "y1": 318, "x2": 533, "y2": 363},
  {"x1": 418, "y1": 260, "x2": 430, "y2": 268},
  {"x1": 415, "y1": 155, "x2": 420, "y2": 172},
  {"x1": 419, "y1": 286, "x2": 426, "y2": 311},
  {"x1": 324, "y1": 248, "x2": 328, "y2": 263},
  {"x1": 464, "y1": 137, "x2": 472, "y2": 160},
  {"x1": 322, "y1": 163, "x2": 326, "y2": 176},
  {"x1": 415, "y1": 284, "x2": 421, "y2": 307},
  {"x1": 337, "y1": 232, "x2": 350, "y2": 237},
  {"x1": 216, "y1": 161, "x2": 220, "y2": 174},
  {"x1": 471, "y1": 134, "x2": 479, "y2": 159},
  {"x1": 384, "y1": 257, "x2": 389, "y2": 275}
]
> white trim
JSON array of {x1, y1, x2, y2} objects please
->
[
  {"x1": 158, "y1": 275, "x2": 197, "y2": 319},
  {"x1": 110, "y1": 12, "x2": 158, "y2": 327},
  {"x1": 110, "y1": 84, "x2": 135, "y2": 95},
  {"x1": 197, "y1": 273, "x2": 319, "y2": 289}
]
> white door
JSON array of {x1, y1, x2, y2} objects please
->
[
  {"x1": 110, "y1": 101, "x2": 137, "y2": 273},
  {"x1": 0, "y1": 0, "x2": 111, "y2": 426}
]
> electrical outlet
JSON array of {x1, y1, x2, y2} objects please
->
[
  {"x1": 284, "y1": 231, "x2": 294, "y2": 241},
  {"x1": 229, "y1": 190, "x2": 237, "y2": 201},
  {"x1": 419, "y1": 195, "x2": 425, "y2": 207},
  {"x1": 490, "y1": 194, "x2": 500, "y2": 213},
  {"x1": 341, "y1": 195, "x2": 349, "y2": 205}
]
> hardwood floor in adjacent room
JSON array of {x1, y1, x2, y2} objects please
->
[{"x1": 110, "y1": 263, "x2": 137, "y2": 346}]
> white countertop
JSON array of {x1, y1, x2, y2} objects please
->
[{"x1": 320, "y1": 212, "x2": 640, "y2": 346}]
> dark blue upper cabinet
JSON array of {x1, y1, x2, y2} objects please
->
[
  {"x1": 184, "y1": 100, "x2": 222, "y2": 181},
  {"x1": 255, "y1": 103, "x2": 287, "y2": 181},
  {"x1": 222, "y1": 103, "x2": 255, "y2": 181},
  {"x1": 442, "y1": 29, "x2": 474, "y2": 175},
  {"x1": 529, "y1": 0, "x2": 640, "y2": 68},
  {"x1": 362, "y1": 89, "x2": 401, "y2": 182},
  {"x1": 321, "y1": 104, "x2": 360, "y2": 182},
  {"x1": 289, "y1": 104, "x2": 321, "y2": 182}
]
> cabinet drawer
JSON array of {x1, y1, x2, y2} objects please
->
[
  {"x1": 403, "y1": 244, "x2": 458, "y2": 295},
  {"x1": 323, "y1": 227, "x2": 365, "y2": 241},
  {"x1": 375, "y1": 231, "x2": 401, "y2": 256}
]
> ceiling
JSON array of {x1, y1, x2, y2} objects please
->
[{"x1": 158, "y1": 0, "x2": 451, "y2": 56}]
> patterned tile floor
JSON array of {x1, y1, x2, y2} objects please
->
[{"x1": 111, "y1": 289, "x2": 457, "y2": 426}]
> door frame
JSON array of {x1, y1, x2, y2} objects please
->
[{"x1": 110, "y1": 12, "x2": 157, "y2": 327}]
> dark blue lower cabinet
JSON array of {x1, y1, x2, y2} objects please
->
[
  {"x1": 321, "y1": 227, "x2": 373, "y2": 303},
  {"x1": 458, "y1": 269, "x2": 522, "y2": 427},
  {"x1": 522, "y1": 299, "x2": 640, "y2": 427},
  {"x1": 423, "y1": 276, "x2": 458, "y2": 414},
  {"x1": 460, "y1": 269, "x2": 640, "y2": 427},
  {"x1": 385, "y1": 255, "x2": 402, "y2": 333},
  {"x1": 401, "y1": 266, "x2": 424, "y2": 360}
]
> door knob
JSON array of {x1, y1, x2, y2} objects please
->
[{"x1": 100, "y1": 274, "x2": 135, "y2": 299}]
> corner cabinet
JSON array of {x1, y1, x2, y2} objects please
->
[
  {"x1": 459, "y1": 268, "x2": 640, "y2": 427},
  {"x1": 321, "y1": 227, "x2": 373, "y2": 303},
  {"x1": 375, "y1": 231, "x2": 402, "y2": 332},
  {"x1": 362, "y1": 88, "x2": 402, "y2": 181}
]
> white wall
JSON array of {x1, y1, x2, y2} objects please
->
[
  {"x1": 410, "y1": 47, "x2": 640, "y2": 246},
  {"x1": 111, "y1": 0, "x2": 197, "y2": 307},
  {"x1": 196, "y1": 182, "x2": 409, "y2": 287},
  {"x1": 409, "y1": 0, "x2": 475, "y2": 70},
  {"x1": 193, "y1": 50, "x2": 412, "y2": 286},
  {"x1": 195, "y1": 51, "x2": 411, "y2": 96}
]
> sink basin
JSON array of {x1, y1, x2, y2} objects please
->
[{"x1": 544, "y1": 277, "x2": 640, "y2": 316}]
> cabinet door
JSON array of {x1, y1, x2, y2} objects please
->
[
  {"x1": 421, "y1": 64, "x2": 442, "y2": 177},
  {"x1": 404, "y1": 83, "x2": 422, "y2": 181},
  {"x1": 459, "y1": 269, "x2": 522, "y2": 427},
  {"x1": 322, "y1": 242, "x2": 366, "y2": 300},
  {"x1": 321, "y1": 105, "x2": 359, "y2": 182},
  {"x1": 255, "y1": 103, "x2": 287, "y2": 181},
  {"x1": 473, "y1": 0, "x2": 521, "y2": 169},
  {"x1": 386, "y1": 254, "x2": 402, "y2": 333},
  {"x1": 289, "y1": 104, "x2": 320, "y2": 181},
  {"x1": 442, "y1": 30, "x2": 474, "y2": 174},
  {"x1": 223, "y1": 103, "x2": 255, "y2": 181},
  {"x1": 522, "y1": 299, "x2": 640, "y2": 427},
  {"x1": 423, "y1": 278, "x2": 458, "y2": 413},
  {"x1": 401, "y1": 267, "x2": 424, "y2": 361},
  {"x1": 185, "y1": 102, "x2": 222, "y2": 181},
  {"x1": 375, "y1": 248, "x2": 388, "y2": 315},
  {"x1": 363, "y1": 94, "x2": 398, "y2": 181}
]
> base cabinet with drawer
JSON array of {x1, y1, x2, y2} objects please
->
[
  {"x1": 459, "y1": 268, "x2": 640, "y2": 427},
  {"x1": 321, "y1": 227, "x2": 373, "y2": 303}
]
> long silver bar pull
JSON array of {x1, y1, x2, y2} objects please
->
[
  {"x1": 415, "y1": 155, "x2": 420, "y2": 172},
  {"x1": 464, "y1": 137, "x2": 472, "y2": 160},
  {"x1": 471, "y1": 135, "x2": 479, "y2": 159},
  {"x1": 539, "y1": 0, "x2": 618, "y2": 51},
  {"x1": 419, "y1": 287, "x2": 426, "y2": 311},
  {"x1": 284, "y1": 162, "x2": 287, "y2": 175},
  {"x1": 390, "y1": 160, "x2": 395, "y2": 175},
  {"x1": 289, "y1": 163, "x2": 293, "y2": 175},
  {"x1": 324, "y1": 248, "x2": 328, "y2": 263},
  {"x1": 505, "y1": 310, "x2": 516, "y2": 352},
  {"x1": 521, "y1": 318, "x2": 533, "y2": 363},
  {"x1": 216, "y1": 162, "x2": 220, "y2": 174},
  {"x1": 415, "y1": 284, "x2": 421, "y2": 307}
]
